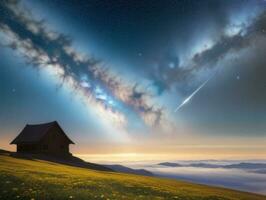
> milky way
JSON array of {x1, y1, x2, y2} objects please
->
[{"x1": 0, "y1": 0, "x2": 165, "y2": 130}]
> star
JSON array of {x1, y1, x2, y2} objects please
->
[{"x1": 168, "y1": 62, "x2": 175, "y2": 69}]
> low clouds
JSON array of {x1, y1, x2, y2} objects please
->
[{"x1": 0, "y1": 0, "x2": 164, "y2": 129}]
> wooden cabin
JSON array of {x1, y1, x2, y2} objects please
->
[{"x1": 10, "y1": 121, "x2": 74, "y2": 156}]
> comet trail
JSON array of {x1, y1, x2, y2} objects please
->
[{"x1": 174, "y1": 75, "x2": 213, "y2": 112}]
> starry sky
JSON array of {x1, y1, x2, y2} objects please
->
[{"x1": 0, "y1": 0, "x2": 266, "y2": 159}]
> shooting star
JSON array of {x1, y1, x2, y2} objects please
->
[{"x1": 174, "y1": 75, "x2": 213, "y2": 112}]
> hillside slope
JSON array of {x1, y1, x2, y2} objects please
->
[
  {"x1": 11, "y1": 152, "x2": 113, "y2": 172},
  {"x1": 0, "y1": 154, "x2": 265, "y2": 200}
]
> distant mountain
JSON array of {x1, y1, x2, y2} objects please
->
[
  {"x1": 158, "y1": 162, "x2": 222, "y2": 168},
  {"x1": 158, "y1": 162, "x2": 183, "y2": 167},
  {"x1": 224, "y1": 163, "x2": 266, "y2": 169},
  {"x1": 158, "y1": 161, "x2": 266, "y2": 170},
  {"x1": 250, "y1": 169, "x2": 266, "y2": 174},
  {"x1": 104, "y1": 164, "x2": 153, "y2": 176},
  {"x1": 188, "y1": 163, "x2": 223, "y2": 168}
]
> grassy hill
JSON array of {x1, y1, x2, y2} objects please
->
[{"x1": 0, "y1": 154, "x2": 265, "y2": 200}]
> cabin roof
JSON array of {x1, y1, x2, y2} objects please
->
[{"x1": 10, "y1": 121, "x2": 75, "y2": 145}]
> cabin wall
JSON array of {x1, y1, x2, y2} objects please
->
[
  {"x1": 39, "y1": 126, "x2": 71, "y2": 155},
  {"x1": 17, "y1": 144, "x2": 39, "y2": 153}
]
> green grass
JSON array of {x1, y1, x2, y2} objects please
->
[{"x1": 0, "y1": 154, "x2": 265, "y2": 200}]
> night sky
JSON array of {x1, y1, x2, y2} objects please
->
[{"x1": 0, "y1": 0, "x2": 266, "y2": 159}]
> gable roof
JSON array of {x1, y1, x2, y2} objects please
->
[{"x1": 10, "y1": 121, "x2": 74, "y2": 145}]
